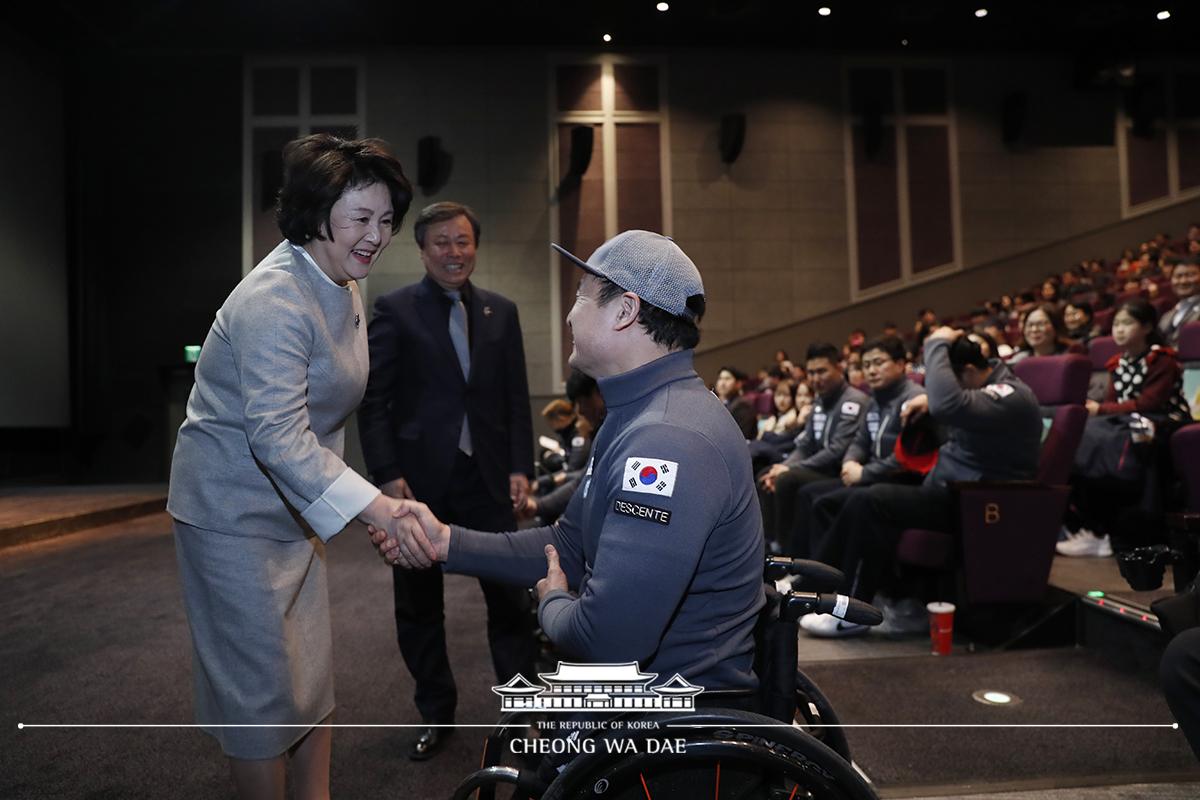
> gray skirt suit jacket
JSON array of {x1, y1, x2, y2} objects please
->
[{"x1": 168, "y1": 240, "x2": 380, "y2": 758}]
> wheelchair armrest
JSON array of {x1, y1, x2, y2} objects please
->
[{"x1": 764, "y1": 556, "x2": 844, "y2": 591}]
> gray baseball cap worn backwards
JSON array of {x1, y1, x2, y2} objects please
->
[{"x1": 552, "y1": 230, "x2": 704, "y2": 320}]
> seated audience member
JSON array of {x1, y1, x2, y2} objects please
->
[
  {"x1": 714, "y1": 365, "x2": 759, "y2": 440},
  {"x1": 758, "y1": 343, "x2": 868, "y2": 553},
  {"x1": 748, "y1": 378, "x2": 809, "y2": 475},
  {"x1": 1159, "y1": 257, "x2": 1200, "y2": 348},
  {"x1": 785, "y1": 336, "x2": 927, "y2": 559},
  {"x1": 981, "y1": 321, "x2": 1014, "y2": 359},
  {"x1": 845, "y1": 328, "x2": 867, "y2": 357},
  {"x1": 759, "y1": 379, "x2": 804, "y2": 438},
  {"x1": 1007, "y1": 304, "x2": 1079, "y2": 363},
  {"x1": 802, "y1": 328, "x2": 1041, "y2": 637},
  {"x1": 540, "y1": 399, "x2": 591, "y2": 474},
  {"x1": 519, "y1": 371, "x2": 606, "y2": 524},
  {"x1": 881, "y1": 321, "x2": 900, "y2": 337},
  {"x1": 912, "y1": 308, "x2": 938, "y2": 357},
  {"x1": 1060, "y1": 299, "x2": 1191, "y2": 557},
  {"x1": 1041, "y1": 278, "x2": 1062, "y2": 308},
  {"x1": 1063, "y1": 300, "x2": 1100, "y2": 345}
]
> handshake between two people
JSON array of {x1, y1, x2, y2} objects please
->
[{"x1": 360, "y1": 496, "x2": 568, "y2": 599}]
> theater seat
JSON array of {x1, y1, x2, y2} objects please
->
[
  {"x1": 1179, "y1": 321, "x2": 1200, "y2": 361},
  {"x1": 894, "y1": 356, "x2": 1087, "y2": 605},
  {"x1": 1086, "y1": 336, "x2": 1119, "y2": 402},
  {"x1": 1167, "y1": 424, "x2": 1200, "y2": 587},
  {"x1": 1094, "y1": 307, "x2": 1116, "y2": 335},
  {"x1": 1087, "y1": 336, "x2": 1119, "y2": 370},
  {"x1": 1011, "y1": 354, "x2": 1090, "y2": 405}
]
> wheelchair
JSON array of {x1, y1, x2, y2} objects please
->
[{"x1": 451, "y1": 557, "x2": 884, "y2": 800}]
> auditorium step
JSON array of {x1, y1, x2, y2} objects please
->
[{"x1": 0, "y1": 484, "x2": 167, "y2": 550}]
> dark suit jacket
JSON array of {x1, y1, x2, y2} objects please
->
[{"x1": 358, "y1": 275, "x2": 534, "y2": 508}]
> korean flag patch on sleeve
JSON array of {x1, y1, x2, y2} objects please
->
[
  {"x1": 982, "y1": 383, "x2": 1015, "y2": 400},
  {"x1": 623, "y1": 457, "x2": 679, "y2": 497}
]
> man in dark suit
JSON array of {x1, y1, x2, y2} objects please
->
[
  {"x1": 359, "y1": 201, "x2": 537, "y2": 760},
  {"x1": 1161, "y1": 258, "x2": 1200, "y2": 348}
]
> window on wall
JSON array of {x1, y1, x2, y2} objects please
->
[
  {"x1": 550, "y1": 58, "x2": 671, "y2": 382},
  {"x1": 843, "y1": 64, "x2": 960, "y2": 299},
  {"x1": 1119, "y1": 70, "x2": 1200, "y2": 216},
  {"x1": 243, "y1": 60, "x2": 365, "y2": 273}
]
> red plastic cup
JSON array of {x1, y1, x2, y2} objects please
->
[{"x1": 926, "y1": 601, "x2": 956, "y2": 656}]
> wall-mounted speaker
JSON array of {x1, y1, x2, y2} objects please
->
[
  {"x1": 861, "y1": 100, "x2": 883, "y2": 161},
  {"x1": 1001, "y1": 91, "x2": 1029, "y2": 147},
  {"x1": 567, "y1": 125, "x2": 594, "y2": 176},
  {"x1": 259, "y1": 150, "x2": 283, "y2": 211},
  {"x1": 558, "y1": 125, "x2": 595, "y2": 195},
  {"x1": 417, "y1": 136, "x2": 453, "y2": 196},
  {"x1": 718, "y1": 113, "x2": 746, "y2": 164}
]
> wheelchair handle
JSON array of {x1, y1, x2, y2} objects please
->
[
  {"x1": 784, "y1": 592, "x2": 884, "y2": 626},
  {"x1": 764, "y1": 556, "x2": 845, "y2": 591}
]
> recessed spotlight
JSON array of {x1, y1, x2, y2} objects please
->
[
  {"x1": 818, "y1": 6, "x2": 831, "y2": 16},
  {"x1": 972, "y1": 689, "x2": 1022, "y2": 706},
  {"x1": 975, "y1": 8, "x2": 988, "y2": 18},
  {"x1": 901, "y1": 38, "x2": 909, "y2": 46},
  {"x1": 602, "y1": 33, "x2": 612, "y2": 42},
  {"x1": 657, "y1": 2, "x2": 669, "y2": 11},
  {"x1": 1157, "y1": 10, "x2": 1171, "y2": 21}
]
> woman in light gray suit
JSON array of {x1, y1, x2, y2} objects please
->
[{"x1": 168, "y1": 134, "x2": 412, "y2": 799}]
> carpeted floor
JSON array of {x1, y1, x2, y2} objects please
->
[
  {"x1": 5, "y1": 513, "x2": 1200, "y2": 799},
  {"x1": 802, "y1": 648, "x2": 1200, "y2": 792},
  {"x1": 2, "y1": 513, "x2": 502, "y2": 799}
]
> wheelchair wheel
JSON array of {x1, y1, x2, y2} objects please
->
[
  {"x1": 540, "y1": 710, "x2": 876, "y2": 800},
  {"x1": 793, "y1": 668, "x2": 853, "y2": 764}
]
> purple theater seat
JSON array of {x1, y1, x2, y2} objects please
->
[
  {"x1": 753, "y1": 391, "x2": 776, "y2": 417},
  {"x1": 1087, "y1": 336, "x2": 1119, "y2": 371},
  {"x1": 1094, "y1": 308, "x2": 1116, "y2": 335},
  {"x1": 908, "y1": 372, "x2": 925, "y2": 386},
  {"x1": 1172, "y1": 424, "x2": 1200, "y2": 512},
  {"x1": 894, "y1": 356, "x2": 1087, "y2": 605},
  {"x1": 896, "y1": 528, "x2": 954, "y2": 568},
  {"x1": 1011, "y1": 354, "x2": 1091, "y2": 405},
  {"x1": 1178, "y1": 322, "x2": 1200, "y2": 362}
]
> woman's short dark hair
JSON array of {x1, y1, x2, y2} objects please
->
[
  {"x1": 861, "y1": 335, "x2": 907, "y2": 363},
  {"x1": 1065, "y1": 300, "x2": 1094, "y2": 321},
  {"x1": 276, "y1": 134, "x2": 412, "y2": 245},
  {"x1": 594, "y1": 277, "x2": 704, "y2": 350},
  {"x1": 413, "y1": 201, "x2": 483, "y2": 248}
]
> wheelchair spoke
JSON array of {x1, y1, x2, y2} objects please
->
[{"x1": 640, "y1": 772, "x2": 653, "y2": 799}]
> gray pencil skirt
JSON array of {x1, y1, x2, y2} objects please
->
[{"x1": 173, "y1": 520, "x2": 335, "y2": 759}]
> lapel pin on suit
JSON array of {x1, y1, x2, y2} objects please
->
[
  {"x1": 354, "y1": 313, "x2": 361, "y2": 329},
  {"x1": 483, "y1": 306, "x2": 493, "y2": 317}
]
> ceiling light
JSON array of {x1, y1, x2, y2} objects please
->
[
  {"x1": 602, "y1": 33, "x2": 612, "y2": 42},
  {"x1": 901, "y1": 38, "x2": 909, "y2": 46},
  {"x1": 657, "y1": 2, "x2": 669, "y2": 11},
  {"x1": 1157, "y1": 10, "x2": 1171, "y2": 21},
  {"x1": 975, "y1": 8, "x2": 988, "y2": 18},
  {"x1": 818, "y1": 7, "x2": 831, "y2": 16}
]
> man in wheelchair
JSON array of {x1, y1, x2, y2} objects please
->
[
  {"x1": 373, "y1": 230, "x2": 764, "y2": 697},
  {"x1": 371, "y1": 232, "x2": 882, "y2": 798}
]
